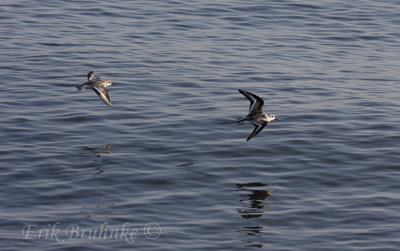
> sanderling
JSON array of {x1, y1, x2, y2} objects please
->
[
  {"x1": 237, "y1": 89, "x2": 278, "y2": 141},
  {"x1": 76, "y1": 71, "x2": 113, "y2": 106}
]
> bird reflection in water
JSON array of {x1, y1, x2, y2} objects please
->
[
  {"x1": 82, "y1": 144, "x2": 112, "y2": 155},
  {"x1": 236, "y1": 182, "x2": 274, "y2": 248},
  {"x1": 78, "y1": 144, "x2": 112, "y2": 175},
  {"x1": 236, "y1": 182, "x2": 273, "y2": 218}
]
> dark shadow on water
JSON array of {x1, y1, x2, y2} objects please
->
[{"x1": 236, "y1": 182, "x2": 274, "y2": 249}]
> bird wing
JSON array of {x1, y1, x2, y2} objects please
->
[
  {"x1": 88, "y1": 71, "x2": 96, "y2": 81},
  {"x1": 88, "y1": 71, "x2": 103, "y2": 84},
  {"x1": 92, "y1": 85, "x2": 112, "y2": 106},
  {"x1": 247, "y1": 121, "x2": 268, "y2": 141},
  {"x1": 238, "y1": 89, "x2": 264, "y2": 114}
]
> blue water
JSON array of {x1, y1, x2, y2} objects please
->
[{"x1": 1, "y1": 0, "x2": 400, "y2": 250}]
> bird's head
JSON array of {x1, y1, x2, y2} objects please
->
[
  {"x1": 104, "y1": 80, "x2": 113, "y2": 87},
  {"x1": 267, "y1": 114, "x2": 279, "y2": 122}
]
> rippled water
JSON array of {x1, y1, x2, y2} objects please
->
[{"x1": 1, "y1": 0, "x2": 400, "y2": 250}]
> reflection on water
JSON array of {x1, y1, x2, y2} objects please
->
[
  {"x1": 236, "y1": 182, "x2": 274, "y2": 249},
  {"x1": 82, "y1": 144, "x2": 112, "y2": 155},
  {"x1": 239, "y1": 226, "x2": 263, "y2": 248},
  {"x1": 78, "y1": 144, "x2": 112, "y2": 175},
  {"x1": 236, "y1": 182, "x2": 273, "y2": 219}
]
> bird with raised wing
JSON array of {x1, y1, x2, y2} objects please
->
[
  {"x1": 76, "y1": 71, "x2": 114, "y2": 106},
  {"x1": 237, "y1": 89, "x2": 278, "y2": 141}
]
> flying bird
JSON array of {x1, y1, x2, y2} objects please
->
[
  {"x1": 76, "y1": 71, "x2": 113, "y2": 106},
  {"x1": 237, "y1": 89, "x2": 278, "y2": 141}
]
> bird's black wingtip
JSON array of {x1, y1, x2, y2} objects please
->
[{"x1": 87, "y1": 71, "x2": 95, "y2": 80}]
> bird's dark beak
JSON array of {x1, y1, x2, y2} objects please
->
[
  {"x1": 275, "y1": 118, "x2": 280, "y2": 121},
  {"x1": 112, "y1": 83, "x2": 116, "y2": 86}
]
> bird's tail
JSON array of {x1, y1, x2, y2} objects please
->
[
  {"x1": 236, "y1": 117, "x2": 247, "y2": 124},
  {"x1": 76, "y1": 83, "x2": 87, "y2": 91}
]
